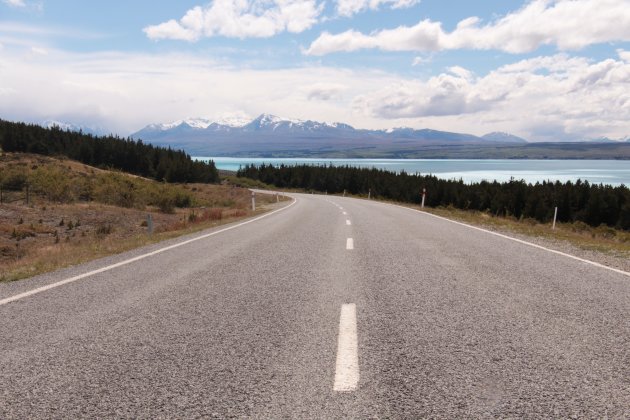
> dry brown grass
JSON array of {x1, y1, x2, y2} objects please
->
[{"x1": 0, "y1": 154, "x2": 288, "y2": 282}]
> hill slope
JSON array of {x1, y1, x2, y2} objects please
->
[{"x1": 0, "y1": 153, "x2": 281, "y2": 282}]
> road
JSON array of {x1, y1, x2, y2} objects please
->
[{"x1": 1, "y1": 193, "x2": 629, "y2": 418}]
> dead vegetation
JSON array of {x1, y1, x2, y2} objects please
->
[{"x1": 0, "y1": 153, "x2": 286, "y2": 282}]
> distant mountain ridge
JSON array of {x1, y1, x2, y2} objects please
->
[
  {"x1": 482, "y1": 132, "x2": 528, "y2": 143},
  {"x1": 130, "y1": 114, "x2": 529, "y2": 156},
  {"x1": 42, "y1": 120, "x2": 104, "y2": 136},
  {"x1": 20, "y1": 116, "x2": 630, "y2": 158}
]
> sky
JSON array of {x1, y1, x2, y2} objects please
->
[{"x1": 0, "y1": 0, "x2": 629, "y2": 141}]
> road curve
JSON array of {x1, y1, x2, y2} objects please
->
[{"x1": 1, "y1": 193, "x2": 628, "y2": 418}]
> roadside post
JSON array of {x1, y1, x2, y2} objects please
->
[
  {"x1": 343, "y1": 189, "x2": 346, "y2": 197},
  {"x1": 368, "y1": 189, "x2": 371, "y2": 200},
  {"x1": 421, "y1": 188, "x2": 426, "y2": 208},
  {"x1": 276, "y1": 192, "x2": 279, "y2": 203},
  {"x1": 147, "y1": 214, "x2": 153, "y2": 235},
  {"x1": 552, "y1": 206, "x2": 558, "y2": 230},
  {"x1": 251, "y1": 191, "x2": 256, "y2": 211}
]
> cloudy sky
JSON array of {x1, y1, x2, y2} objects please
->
[{"x1": 1, "y1": 0, "x2": 629, "y2": 141}]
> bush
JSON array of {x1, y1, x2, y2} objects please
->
[
  {"x1": 156, "y1": 195, "x2": 175, "y2": 214},
  {"x1": 0, "y1": 167, "x2": 28, "y2": 190},
  {"x1": 29, "y1": 165, "x2": 82, "y2": 202},
  {"x1": 95, "y1": 224, "x2": 113, "y2": 236}
]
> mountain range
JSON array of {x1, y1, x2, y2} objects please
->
[
  {"x1": 43, "y1": 120, "x2": 105, "y2": 136},
  {"x1": 37, "y1": 115, "x2": 630, "y2": 159},
  {"x1": 129, "y1": 114, "x2": 528, "y2": 156}
]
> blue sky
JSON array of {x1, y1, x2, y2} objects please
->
[{"x1": 1, "y1": 0, "x2": 630, "y2": 141}]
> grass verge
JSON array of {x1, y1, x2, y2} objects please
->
[{"x1": 0, "y1": 153, "x2": 290, "y2": 282}]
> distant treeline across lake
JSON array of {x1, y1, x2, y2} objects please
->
[
  {"x1": 237, "y1": 163, "x2": 630, "y2": 230},
  {"x1": 200, "y1": 157, "x2": 630, "y2": 187}
]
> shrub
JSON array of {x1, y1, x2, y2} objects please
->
[
  {"x1": 29, "y1": 166, "x2": 77, "y2": 202},
  {"x1": 96, "y1": 224, "x2": 113, "y2": 236},
  {"x1": 0, "y1": 167, "x2": 28, "y2": 190},
  {"x1": 157, "y1": 195, "x2": 175, "y2": 214}
]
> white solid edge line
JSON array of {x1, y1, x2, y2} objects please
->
[
  {"x1": 333, "y1": 303, "x2": 359, "y2": 392},
  {"x1": 346, "y1": 238, "x2": 354, "y2": 250},
  {"x1": 0, "y1": 197, "x2": 298, "y2": 306},
  {"x1": 391, "y1": 203, "x2": 630, "y2": 278}
]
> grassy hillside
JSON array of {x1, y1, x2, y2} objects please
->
[{"x1": 0, "y1": 153, "x2": 285, "y2": 282}]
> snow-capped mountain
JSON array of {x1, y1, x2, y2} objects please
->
[
  {"x1": 241, "y1": 114, "x2": 354, "y2": 134},
  {"x1": 130, "y1": 114, "x2": 530, "y2": 156},
  {"x1": 42, "y1": 120, "x2": 104, "y2": 135},
  {"x1": 142, "y1": 118, "x2": 214, "y2": 132}
]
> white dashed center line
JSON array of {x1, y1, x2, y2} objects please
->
[
  {"x1": 346, "y1": 238, "x2": 354, "y2": 250},
  {"x1": 343, "y1": 211, "x2": 347, "y2": 215},
  {"x1": 346, "y1": 220, "x2": 352, "y2": 226},
  {"x1": 333, "y1": 303, "x2": 359, "y2": 392}
]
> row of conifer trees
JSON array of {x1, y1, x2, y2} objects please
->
[
  {"x1": 237, "y1": 163, "x2": 630, "y2": 230},
  {"x1": 0, "y1": 120, "x2": 218, "y2": 183}
]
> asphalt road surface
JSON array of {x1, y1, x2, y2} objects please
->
[{"x1": 1, "y1": 193, "x2": 629, "y2": 418}]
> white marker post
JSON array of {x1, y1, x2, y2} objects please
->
[
  {"x1": 421, "y1": 188, "x2": 426, "y2": 209},
  {"x1": 147, "y1": 214, "x2": 153, "y2": 235},
  {"x1": 343, "y1": 189, "x2": 346, "y2": 197},
  {"x1": 251, "y1": 192, "x2": 256, "y2": 211},
  {"x1": 552, "y1": 206, "x2": 558, "y2": 230},
  {"x1": 368, "y1": 189, "x2": 371, "y2": 200},
  {"x1": 276, "y1": 193, "x2": 279, "y2": 203}
]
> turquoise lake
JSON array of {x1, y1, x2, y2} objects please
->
[{"x1": 195, "y1": 157, "x2": 630, "y2": 186}]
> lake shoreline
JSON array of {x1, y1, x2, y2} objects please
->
[{"x1": 200, "y1": 157, "x2": 630, "y2": 187}]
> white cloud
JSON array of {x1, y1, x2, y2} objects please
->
[
  {"x1": 30, "y1": 46, "x2": 47, "y2": 55},
  {"x1": 0, "y1": 47, "x2": 394, "y2": 134},
  {"x1": 0, "y1": 22, "x2": 108, "y2": 47},
  {"x1": 144, "y1": 0, "x2": 323, "y2": 41},
  {"x1": 306, "y1": 0, "x2": 630, "y2": 55},
  {"x1": 3, "y1": 0, "x2": 26, "y2": 7},
  {"x1": 619, "y1": 49, "x2": 630, "y2": 63},
  {"x1": 302, "y1": 82, "x2": 347, "y2": 101},
  {"x1": 1, "y1": 45, "x2": 629, "y2": 142},
  {"x1": 354, "y1": 69, "x2": 492, "y2": 118},
  {"x1": 447, "y1": 66, "x2": 473, "y2": 81},
  {"x1": 354, "y1": 53, "x2": 630, "y2": 141},
  {"x1": 336, "y1": 0, "x2": 419, "y2": 18},
  {"x1": 411, "y1": 56, "x2": 426, "y2": 66}
]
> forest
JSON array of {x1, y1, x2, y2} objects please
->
[
  {"x1": 237, "y1": 164, "x2": 630, "y2": 230},
  {"x1": 0, "y1": 120, "x2": 218, "y2": 183}
]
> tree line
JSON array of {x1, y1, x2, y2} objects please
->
[
  {"x1": 0, "y1": 120, "x2": 218, "y2": 183},
  {"x1": 237, "y1": 164, "x2": 630, "y2": 230}
]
